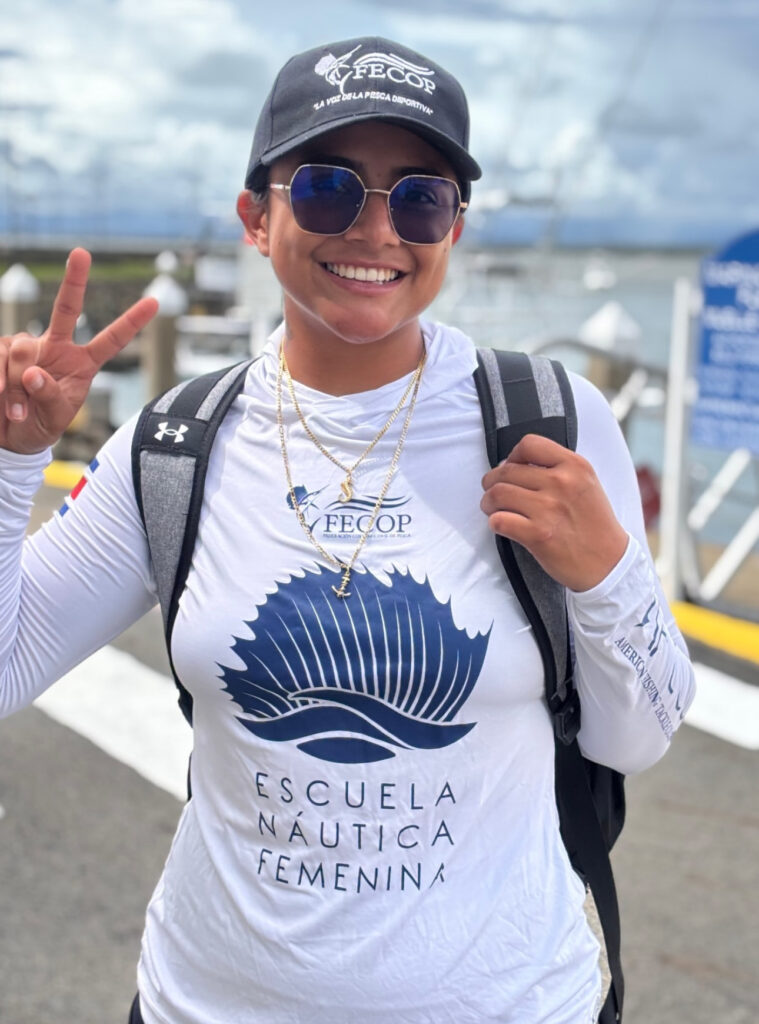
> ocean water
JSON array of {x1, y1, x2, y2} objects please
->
[
  {"x1": 432, "y1": 246, "x2": 700, "y2": 365},
  {"x1": 433, "y1": 247, "x2": 690, "y2": 483}
]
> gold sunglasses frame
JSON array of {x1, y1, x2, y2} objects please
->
[{"x1": 268, "y1": 163, "x2": 467, "y2": 245}]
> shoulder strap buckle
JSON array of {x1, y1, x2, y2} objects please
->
[{"x1": 549, "y1": 678, "x2": 581, "y2": 745}]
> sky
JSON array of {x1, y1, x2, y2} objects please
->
[{"x1": 1, "y1": 0, "x2": 758, "y2": 248}]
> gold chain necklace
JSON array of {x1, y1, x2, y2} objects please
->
[
  {"x1": 281, "y1": 346, "x2": 423, "y2": 503},
  {"x1": 276, "y1": 344, "x2": 426, "y2": 599}
]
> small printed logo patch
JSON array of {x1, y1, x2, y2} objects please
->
[
  {"x1": 315, "y1": 46, "x2": 436, "y2": 96},
  {"x1": 287, "y1": 486, "x2": 412, "y2": 540},
  {"x1": 154, "y1": 422, "x2": 189, "y2": 444},
  {"x1": 312, "y1": 45, "x2": 436, "y2": 117},
  {"x1": 314, "y1": 45, "x2": 363, "y2": 91}
]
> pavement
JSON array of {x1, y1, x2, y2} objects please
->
[{"x1": 0, "y1": 478, "x2": 757, "y2": 1024}]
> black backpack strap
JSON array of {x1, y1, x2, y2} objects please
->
[
  {"x1": 474, "y1": 348, "x2": 623, "y2": 1022},
  {"x1": 474, "y1": 348, "x2": 577, "y2": 731},
  {"x1": 131, "y1": 358, "x2": 254, "y2": 723},
  {"x1": 558, "y1": 739, "x2": 624, "y2": 1022}
]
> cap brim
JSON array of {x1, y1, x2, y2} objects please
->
[{"x1": 246, "y1": 111, "x2": 482, "y2": 196}]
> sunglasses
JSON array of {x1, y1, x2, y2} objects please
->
[{"x1": 268, "y1": 164, "x2": 467, "y2": 245}]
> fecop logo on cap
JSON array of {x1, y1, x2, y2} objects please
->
[{"x1": 314, "y1": 45, "x2": 437, "y2": 98}]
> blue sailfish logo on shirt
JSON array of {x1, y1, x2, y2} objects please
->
[{"x1": 218, "y1": 567, "x2": 490, "y2": 764}]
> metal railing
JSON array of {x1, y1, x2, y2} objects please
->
[{"x1": 521, "y1": 315, "x2": 759, "y2": 622}]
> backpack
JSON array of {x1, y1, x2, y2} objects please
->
[{"x1": 131, "y1": 350, "x2": 625, "y2": 1023}]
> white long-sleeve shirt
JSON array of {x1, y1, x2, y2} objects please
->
[{"x1": 0, "y1": 321, "x2": 695, "y2": 1024}]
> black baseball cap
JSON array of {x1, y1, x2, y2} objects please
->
[{"x1": 245, "y1": 37, "x2": 482, "y2": 201}]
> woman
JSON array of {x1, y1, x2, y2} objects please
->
[{"x1": 0, "y1": 36, "x2": 694, "y2": 1024}]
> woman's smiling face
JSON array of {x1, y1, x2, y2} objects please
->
[{"x1": 239, "y1": 121, "x2": 464, "y2": 356}]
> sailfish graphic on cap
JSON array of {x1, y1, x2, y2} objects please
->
[{"x1": 314, "y1": 46, "x2": 361, "y2": 89}]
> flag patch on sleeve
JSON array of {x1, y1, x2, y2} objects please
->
[{"x1": 57, "y1": 458, "x2": 100, "y2": 517}]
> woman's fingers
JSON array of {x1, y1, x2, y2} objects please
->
[
  {"x1": 0, "y1": 363, "x2": 67, "y2": 454},
  {"x1": 0, "y1": 337, "x2": 9, "y2": 395},
  {"x1": 480, "y1": 433, "x2": 628, "y2": 591},
  {"x1": 0, "y1": 253, "x2": 157, "y2": 453},
  {"x1": 3, "y1": 335, "x2": 41, "y2": 421},
  {"x1": 20, "y1": 365, "x2": 60, "y2": 415},
  {"x1": 480, "y1": 480, "x2": 543, "y2": 518},
  {"x1": 47, "y1": 248, "x2": 92, "y2": 342},
  {"x1": 1, "y1": 294, "x2": 158, "y2": 424},
  {"x1": 86, "y1": 296, "x2": 159, "y2": 370},
  {"x1": 481, "y1": 460, "x2": 546, "y2": 494}
]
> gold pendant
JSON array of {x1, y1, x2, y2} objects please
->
[
  {"x1": 332, "y1": 568, "x2": 352, "y2": 599},
  {"x1": 339, "y1": 475, "x2": 353, "y2": 503}
]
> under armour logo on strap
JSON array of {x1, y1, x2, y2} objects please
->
[{"x1": 154, "y1": 422, "x2": 189, "y2": 443}]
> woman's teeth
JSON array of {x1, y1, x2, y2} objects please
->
[{"x1": 325, "y1": 263, "x2": 401, "y2": 283}]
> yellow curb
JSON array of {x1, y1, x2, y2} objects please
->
[
  {"x1": 44, "y1": 460, "x2": 86, "y2": 491},
  {"x1": 672, "y1": 601, "x2": 759, "y2": 667}
]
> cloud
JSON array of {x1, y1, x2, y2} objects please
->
[
  {"x1": 361, "y1": 0, "x2": 565, "y2": 22},
  {"x1": 609, "y1": 101, "x2": 703, "y2": 140},
  {"x1": 1, "y1": 0, "x2": 758, "y2": 245}
]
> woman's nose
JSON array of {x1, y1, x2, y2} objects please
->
[{"x1": 343, "y1": 189, "x2": 399, "y2": 247}]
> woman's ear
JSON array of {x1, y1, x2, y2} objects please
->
[
  {"x1": 237, "y1": 190, "x2": 270, "y2": 255},
  {"x1": 452, "y1": 216, "x2": 465, "y2": 246}
]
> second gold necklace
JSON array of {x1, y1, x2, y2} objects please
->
[
  {"x1": 280, "y1": 346, "x2": 423, "y2": 502},
  {"x1": 277, "y1": 344, "x2": 427, "y2": 599}
]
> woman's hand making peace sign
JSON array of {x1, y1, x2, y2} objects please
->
[{"x1": 0, "y1": 248, "x2": 158, "y2": 456}]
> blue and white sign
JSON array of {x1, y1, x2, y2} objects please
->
[{"x1": 691, "y1": 229, "x2": 759, "y2": 453}]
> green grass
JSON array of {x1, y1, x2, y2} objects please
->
[
  {"x1": 0, "y1": 257, "x2": 193, "y2": 284},
  {"x1": 0, "y1": 258, "x2": 152, "y2": 282}
]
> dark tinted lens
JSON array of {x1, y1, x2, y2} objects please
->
[
  {"x1": 288, "y1": 166, "x2": 364, "y2": 235},
  {"x1": 389, "y1": 176, "x2": 460, "y2": 244}
]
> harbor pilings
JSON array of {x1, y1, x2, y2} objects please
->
[
  {"x1": 0, "y1": 263, "x2": 40, "y2": 335},
  {"x1": 141, "y1": 272, "x2": 188, "y2": 400}
]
